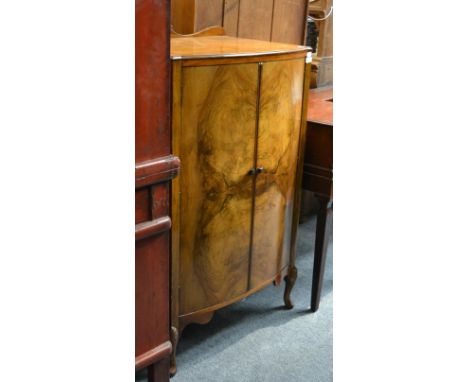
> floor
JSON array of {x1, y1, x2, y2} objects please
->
[{"x1": 136, "y1": 215, "x2": 333, "y2": 382}]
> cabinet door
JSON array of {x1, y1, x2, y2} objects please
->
[
  {"x1": 177, "y1": 63, "x2": 258, "y2": 315},
  {"x1": 250, "y1": 58, "x2": 305, "y2": 288}
]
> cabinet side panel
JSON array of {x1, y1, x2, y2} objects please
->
[
  {"x1": 178, "y1": 63, "x2": 258, "y2": 315},
  {"x1": 251, "y1": 58, "x2": 305, "y2": 288}
]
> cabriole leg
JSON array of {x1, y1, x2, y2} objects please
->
[{"x1": 283, "y1": 266, "x2": 298, "y2": 309}]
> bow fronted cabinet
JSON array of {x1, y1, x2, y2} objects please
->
[{"x1": 169, "y1": 34, "x2": 311, "y2": 373}]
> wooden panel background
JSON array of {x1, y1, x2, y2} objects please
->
[
  {"x1": 237, "y1": 0, "x2": 274, "y2": 41},
  {"x1": 172, "y1": 0, "x2": 308, "y2": 45},
  {"x1": 194, "y1": 0, "x2": 225, "y2": 31},
  {"x1": 271, "y1": 0, "x2": 308, "y2": 44},
  {"x1": 223, "y1": 0, "x2": 240, "y2": 35},
  {"x1": 309, "y1": 0, "x2": 333, "y2": 87}
]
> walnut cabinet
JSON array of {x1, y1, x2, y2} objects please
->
[{"x1": 170, "y1": 35, "x2": 311, "y2": 373}]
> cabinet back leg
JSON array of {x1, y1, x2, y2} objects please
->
[{"x1": 283, "y1": 266, "x2": 298, "y2": 309}]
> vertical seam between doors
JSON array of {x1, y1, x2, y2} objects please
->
[{"x1": 247, "y1": 62, "x2": 263, "y2": 291}]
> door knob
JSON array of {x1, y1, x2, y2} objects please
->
[{"x1": 247, "y1": 166, "x2": 265, "y2": 176}]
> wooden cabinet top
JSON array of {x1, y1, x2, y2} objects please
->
[{"x1": 171, "y1": 36, "x2": 310, "y2": 63}]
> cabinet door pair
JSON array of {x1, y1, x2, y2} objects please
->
[{"x1": 174, "y1": 58, "x2": 305, "y2": 316}]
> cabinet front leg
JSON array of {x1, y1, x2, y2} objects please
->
[
  {"x1": 169, "y1": 326, "x2": 178, "y2": 377},
  {"x1": 283, "y1": 266, "x2": 298, "y2": 309}
]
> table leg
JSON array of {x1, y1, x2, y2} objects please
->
[{"x1": 311, "y1": 196, "x2": 332, "y2": 312}]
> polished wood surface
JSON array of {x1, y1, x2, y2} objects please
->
[
  {"x1": 171, "y1": 25, "x2": 226, "y2": 38},
  {"x1": 302, "y1": 86, "x2": 333, "y2": 312},
  {"x1": 177, "y1": 63, "x2": 258, "y2": 315},
  {"x1": 170, "y1": 35, "x2": 310, "y2": 373},
  {"x1": 304, "y1": 87, "x2": 333, "y2": 190},
  {"x1": 135, "y1": 0, "x2": 178, "y2": 380},
  {"x1": 147, "y1": 358, "x2": 171, "y2": 382},
  {"x1": 307, "y1": 86, "x2": 333, "y2": 125},
  {"x1": 251, "y1": 59, "x2": 305, "y2": 288},
  {"x1": 171, "y1": 35, "x2": 309, "y2": 60},
  {"x1": 172, "y1": 0, "x2": 308, "y2": 45},
  {"x1": 136, "y1": 1, "x2": 170, "y2": 163}
]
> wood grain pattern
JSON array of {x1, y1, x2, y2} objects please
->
[
  {"x1": 170, "y1": 61, "x2": 182, "y2": 337},
  {"x1": 135, "y1": 234, "x2": 170, "y2": 357},
  {"x1": 291, "y1": 61, "x2": 312, "y2": 246},
  {"x1": 171, "y1": 36, "x2": 309, "y2": 61},
  {"x1": 135, "y1": 187, "x2": 151, "y2": 224},
  {"x1": 148, "y1": 357, "x2": 171, "y2": 382},
  {"x1": 136, "y1": 0, "x2": 170, "y2": 163},
  {"x1": 171, "y1": 0, "x2": 308, "y2": 45},
  {"x1": 250, "y1": 58, "x2": 305, "y2": 287},
  {"x1": 135, "y1": 341, "x2": 172, "y2": 370},
  {"x1": 176, "y1": 63, "x2": 259, "y2": 316},
  {"x1": 170, "y1": 38, "x2": 310, "y2": 372},
  {"x1": 135, "y1": 216, "x2": 172, "y2": 241},
  {"x1": 180, "y1": 51, "x2": 309, "y2": 68},
  {"x1": 194, "y1": 0, "x2": 224, "y2": 31},
  {"x1": 136, "y1": 1, "x2": 176, "y2": 380},
  {"x1": 171, "y1": 25, "x2": 226, "y2": 38},
  {"x1": 271, "y1": 0, "x2": 308, "y2": 44},
  {"x1": 307, "y1": 86, "x2": 333, "y2": 125},
  {"x1": 171, "y1": 0, "x2": 195, "y2": 35},
  {"x1": 223, "y1": 0, "x2": 240, "y2": 36},
  {"x1": 135, "y1": 155, "x2": 180, "y2": 188},
  {"x1": 237, "y1": 0, "x2": 274, "y2": 41}
]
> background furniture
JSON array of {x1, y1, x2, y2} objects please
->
[
  {"x1": 302, "y1": 86, "x2": 333, "y2": 312},
  {"x1": 135, "y1": 0, "x2": 179, "y2": 380},
  {"x1": 170, "y1": 34, "x2": 311, "y2": 373},
  {"x1": 171, "y1": 0, "x2": 309, "y2": 45},
  {"x1": 308, "y1": 0, "x2": 333, "y2": 87}
]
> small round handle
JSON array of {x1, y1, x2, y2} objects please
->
[{"x1": 257, "y1": 166, "x2": 264, "y2": 174}]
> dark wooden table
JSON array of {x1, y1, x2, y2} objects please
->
[{"x1": 302, "y1": 86, "x2": 333, "y2": 312}]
